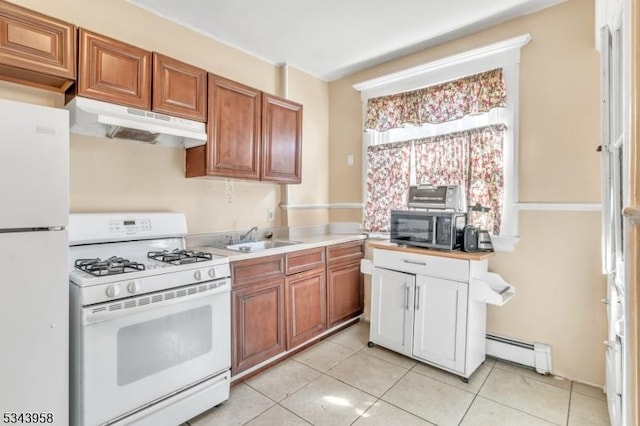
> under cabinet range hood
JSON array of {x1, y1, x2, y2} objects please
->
[{"x1": 65, "y1": 97, "x2": 207, "y2": 148}]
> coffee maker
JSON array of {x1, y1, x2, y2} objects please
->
[{"x1": 462, "y1": 203, "x2": 494, "y2": 252}]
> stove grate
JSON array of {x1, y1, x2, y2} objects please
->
[{"x1": 75, "y1": 256, "x2": 146, "y2": 277}]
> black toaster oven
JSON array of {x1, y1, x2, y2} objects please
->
[{"x1": 390, "y1": 210, "x2": 467, "y2": 250}]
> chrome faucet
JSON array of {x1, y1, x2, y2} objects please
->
[{"x1": 238, "y1": 226, "x2": 258, "y2": 243}]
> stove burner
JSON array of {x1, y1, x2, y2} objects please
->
[
  {"x1": 147, "y1": 249, "x2": 213, "y2": 265},
  {"x1": 75, "y1": 256, "x2": 146, "y2": 277}
]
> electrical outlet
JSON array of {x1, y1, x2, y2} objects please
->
[{"x1": 267, "y1": 208, "x2": 275, "y2": 223}]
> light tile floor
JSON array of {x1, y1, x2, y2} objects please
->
[{"x1": 188, "y1": 321, "x2": 610, "y2": 426}]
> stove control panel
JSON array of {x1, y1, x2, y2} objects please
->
[{"x1": 109, "y1": 219, "x2": 151, "y2": 233}]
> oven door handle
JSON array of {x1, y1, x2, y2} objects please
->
[{"x1": 83, "y1": 283, "x2": 229, "y2": 325}]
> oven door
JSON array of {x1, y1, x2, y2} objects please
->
[{"x1": 80, "y1": 280, "x2": 230, "y2": 426}]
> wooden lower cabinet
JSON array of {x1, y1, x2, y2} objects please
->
[
  {"x1": 327, "y1": 240, "x2": 365, "y2": 328},
  {"x1": 232, "y1": 277, "x2": 285, "y2": 375},
  {"x1": 230, "y1": 241, "x2": 364, "y2": 377},
  {"x1": 286, "y1": 267, "x2": 326, "y2": 349},
  {"x1": 327, "y1": 261, "x2": 363, "y2": 327}
]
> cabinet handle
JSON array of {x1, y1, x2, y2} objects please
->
[
  {"x1": 415, "y1": 286, "x2": 420, "y2": 310},
  {"x1": 404, "y1": 285, "x2": 409, "y2": 310},
  {"x1": 403, "y1": 259, "x2": 427, "y2": 266}
]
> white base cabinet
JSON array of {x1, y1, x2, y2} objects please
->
[
  {"x1": 369, "y1": 247, "x2": 503, "y2": 380},
  {"x1": 413, "y1": 275, "x2": 468, "y2": 372},
  {"x1": 370, "y1": 268, "x2": 414, "y2": 357}
]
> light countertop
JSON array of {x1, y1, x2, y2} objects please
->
[
  {"x1": 368, "y1": 240, "x2": 494, "y2": 261},
  {"x1": 189, "y1": 233, "x2": 367, "y2": 262}
]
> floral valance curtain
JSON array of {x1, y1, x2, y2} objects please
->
[
  {"x1": 362, "y1": 142, "x2": 412, "y2": 233},
  {"x1": 364, "y1": 68, "x2": 506, "y2": 132},
  {"x1": 415, "y1": 124, "x2": 506, "y2": 234}
]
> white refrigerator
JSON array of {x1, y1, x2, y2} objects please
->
[{"x1": 0, "y1": 99, "x2": 69, "y2": 425}]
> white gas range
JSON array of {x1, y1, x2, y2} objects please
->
[{"x1": 69, "y1": 213, "x2": 230, "y2": 426}]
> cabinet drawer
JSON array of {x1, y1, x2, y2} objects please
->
[
  {"x1": 285, "y1": 247, "x2": 325, "y2": 275},
  {"x1": 231, "y1": 254, "x2": 284, "y2": 288},
  {"x1": 327, "y1": 240, "x2": 364, "y2": 265},
  {"x1": 373, "y1": 249, "x2": 469, "y2": 282}
]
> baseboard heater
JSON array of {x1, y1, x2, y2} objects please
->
[{"x1": 486, "y1": 333, "x2": 553, "y2": 375}]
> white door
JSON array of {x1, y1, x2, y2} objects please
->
[
  {"x1": 413, "y1": 275, "x2": 468, "y2": 374},
  {"x1": 370, "y1": 267, "x2": 414, "y2": 356},
  {"x1": 600, "y1": 14, "x2": 628, "y2": 425},
  {"x1": 0, "y1": 99, "x2": 69, "y2": 228},
  {"x1": 0, "y1": 230, "x2": 68, "y2": 425}
]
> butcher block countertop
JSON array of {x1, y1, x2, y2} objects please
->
[{"x1": 368, "y1": 240, "x2": 494, "y2": 261}]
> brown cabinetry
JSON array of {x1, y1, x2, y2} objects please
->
[
  {"x1": 230, "y1": 241, "x2": 362, "y2": 376},
  {"x1": 232, "y1": 276, "x2": 286, "y2": 375},
  {"x1": 77, "y1": 29, "x2": 151, "y2": 109},
  {"x1": 262, "y1": 94, "x2": 303, "y2": 183},
  {"x1": 152, "y1": 52, "x2": 206, "y2": 121},
  {"x1": 186, "y1": 75, "x2": 302, "y2": 183},
  {"x1": 76, "y1": 30, "x2": 207, "y2": 119},
  {"x1": 327, "y1": 241, "x2": 365, "y2": 327},
  {"x1": 285, "y1": 266, "x2": 326, "y2": 349},
  {"x1": 231, "y1": 254, "x2": 286, "y2": 375},
  {"x1": 187, "y1": 74, "x2": 261, "y2": 179},
  {"x1": 285, "y1": 247, "x2": 327, "y2": 349},
  {"x1": 0, "y1": 0, "x2": 76, "y2": 92}
]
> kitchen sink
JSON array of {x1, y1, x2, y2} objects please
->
[{"x1": 225, "y1": 240, "x2": 301, "y2": 253}]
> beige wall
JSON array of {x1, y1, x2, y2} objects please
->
[
  {"x1": 1, "y1": 0, "x2": 330, "y2": 234},
  {"x1": 330, "y1": 0, "x2": 606, "y2": 384}
]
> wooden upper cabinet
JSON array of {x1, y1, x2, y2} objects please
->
[
  {"x1": 0, "y1": 0, "x2": 76, "y2": 92},
  {"x1": 152, "y1": 52, "x2": 206, "y2": 121},
  {"x1": 262, "y1": 93, "x2": 303, "y2": 183},
  {"x1": 185, "y1": 74, "x2": 304, "y2": 183},
  {"x1": 196, "y1": 73, "x2": 262, "y2": 179},
  {"x1": 77, "y1": 28, "x2": 151, "y2": 109}
]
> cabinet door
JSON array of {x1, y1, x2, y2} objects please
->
[
  {"x1": 261, "y1": 93, "x2": 302, "y2": 183},
  {"x1": 0, "y1": 0, "x2": 76, "y2": 91},
  {"x1": 370, "y1": 267, "x2": 414, "y2": 356},
  {"x1": 327, "y1": 261, "x2": 363, "y2": 327},
  {"x1": 232, "y1": 277, "x2": 286, "y2": 375},
  {"x1": 413, "y1": 276, "x2": 468, "y2": 373},
  {"x1": 152, "y1": 52, "x2": 206, "y2": 121},
  {"x1": 77, "y1": 29, "x2": 151, "y2": 109},
  {"x1": 286, "y1": 267, "x2": 326, "y2": 349},
  {"x1": 203, "y1": 73, "x2": 262, "y2": 179}
]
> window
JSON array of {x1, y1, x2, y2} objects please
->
[{"x1": 353, "y1": 35, "x2": 531, "y2": 250}]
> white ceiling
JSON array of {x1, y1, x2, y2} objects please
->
[{"x1": 129, "y1": 0, "x2": 566, "y2": 81}]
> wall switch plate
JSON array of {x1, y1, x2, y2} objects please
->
[
  {"x1": 267, "y1": 208, "x2": 275, "y2": 222},
  {"x1": 347, "y1": 154, "x2": 355, "y2": 166}
]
